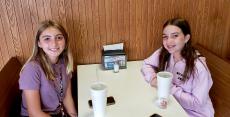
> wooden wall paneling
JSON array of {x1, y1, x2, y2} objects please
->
[
  {"x1": 0, "y1": 18, "x2": 4, "y2": 69},
  {"x1": 20, "y1": 0, "x2": 35, "y2": 53},
  {"x1": 145, "y1": 0, "x2": 153, "y2": 57},
  {"x1": 85, "y1": 0, "x2": 95, "y2": 63},
  {"x1": 193, "y1": 0, "x2": 203, "y2": 45},
  {"x1": 141, "y1": 0, "x2": 148, "y2": 60},
  {"x1": 0, "y1": 0, "x2": 16, "y2": 59},
  {"x1": 12, "y1": 0, "x2": 31, "y2": 63},
  {"x1": 50, "y1": 0, "x2": 60, "y2": 21},
  {"x1": 0, "y1": 47, "x2": 3, "y2": 70},
  {"x1": 189, "y1": 0, "x2": 200, "y2": 45},
  {"x1": 213, "y1": 0, "x2": 229, "y2": 58},
  {"x1": 105, "y1": 0, "x2": 112, "y2": 44},
  {"x1": 202, "y1": 0, "x2": 211, "y2": 47},
  {"x1": 58, "y1": 0, "x2": 67, "y2": 28},
  {"x1": 206, "y1": 0, "x2": 216, "y2": 53},
  {"x1": 129, "y1": 0, "x2": 136, "y2": 60},
  {"x1": 28, "y1": 0, "x2": 39, "y2": 34},
  {"x1": 98, "y1": 0, "x2": 106, "y2": 60},
  {"x1": 150, "y1": 0, "x2": 161, "y2": 56},
  {"x1": 65, "y1": 0, "x2": 77, "y2": 65},
  {"x1": 71, "y1": 0, "x2": 83, "y2": 64},
  {"x1": 92, "y1": 0, "x2": 101, "y2": 63},
  {"x1": 0, "y1": 20, "x2": 3, "y2": 70},
  {"x1": 78, "y1": 0, "x2": 89, "y2": 63},
  {"x1": 194, "y1": 0, "x2": 207, "y2": 46},
  {"x1": 0, "y1": 14, "x2": 10, "y2": 66},
  {"x1": 82, "y1": 0, "x2": 91, "y2": 64},
  {"x1": 111, "y1": 0, "x2": 118, "y2": 44},
  {"x1": 151, "y1": 0, "x2": 163, "y2": 53},
  {"x1": 36, "y1": 0, "x2": 46, "y2": 21},
  {"x1": 123, "y1": 0, "x2": 130, "y2": 57},
  {"x1": 5, "y1": 0, "x2": 24, "y2": 62},
  {"x1": 43, "y1": 0, "x2": 52, "y2": 20},
  {"x1": 117, "y1": 0, "x2": 124, "y2": 44},
  {"x1": 223, "y1": 0, "x2": 230, "y2": 59},
  {"x1": 136, "y1": 0, "x2": 144, "y2": 60}
]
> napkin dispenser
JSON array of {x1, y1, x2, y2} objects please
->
[{"x1": 102, "y1": 49, "x2": 127, "y2": 70}]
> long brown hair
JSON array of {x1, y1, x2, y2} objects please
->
[
  {"x1": 158, "y1": 18, "x2": 197, "y2": 81},
  {"x1": 22, "y1": 20, "x2": 73, "y2": 80}
]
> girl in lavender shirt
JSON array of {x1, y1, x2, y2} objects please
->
[
  {"x1": 141, "y1": 18, "x2": 214, "y2": 117},
  {"x1": 19, "y1": 20, "x2": 77, "y2": 117}
]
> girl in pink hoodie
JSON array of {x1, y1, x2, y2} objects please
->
[{"x1": 141, "y1": 18, "x2": 214, "y2": 117}]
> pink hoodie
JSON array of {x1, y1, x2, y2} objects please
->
[{"x1": 141, "y1": 48, "x2": 214, "y2": 117}]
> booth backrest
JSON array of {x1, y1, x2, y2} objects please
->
[
  {"x1": 0, "y1": 57, "x2": 22, "y2": 117},
  {"x1": 195, "y1": 44, "x2": 230, "y2": 117}
]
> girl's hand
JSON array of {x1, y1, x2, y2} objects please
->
[
  {"x1": 158, "y1": 98, "x2": 168, "y2": 109},
  {"x1": 150, "y1": 77, "x2": 157, "y2": 87}
]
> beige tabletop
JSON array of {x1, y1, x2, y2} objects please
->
[{"x1": 77, "y1": 60, "x2": 188, "y2": 117}]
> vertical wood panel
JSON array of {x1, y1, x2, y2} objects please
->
[
  {"x1": 0, "y1": 11, "x2": 10, "y2": 66},
  {"x1": 43, "y1": 0, "x2": 52, "y2": 20},
  {"x1": 129, "y1": 0, "x2": 136, "y2": 60},
  {"x1": 117, "y1": 0, "x2": 124, "y2": 43},
  {"x1": 123, "y1": 0, "x2": 130, "y2": 56},
  {"x1": 0, "y1": 0, "x2": 230, "y2": 71},
  {"x1": 13, "y1": 0, "x2": 31, "y2": 61},
  {"x1": 20, "y1": 0, "x2": 35, "y2": 54},
  {"x1": 6, "y1": 0, "x2": 24, "y2": 62},
  {"x1": 28, "y1": 0, "x2": 39, "y2": 33},
  {"x1": 85, "y1": 0, "x2": 95, "y2": 63},
  {"x1": 92, "y1": 0, "x2": 101, "y2": 63},
  {"x1": 105, "y1": 0, "x2": 112, "y2": 44},
  {"x1": 111, "y1": 0, "x2": 118, "y2": 43},
  {"x1": 0, "y1": 0, "x2": 16, "y2": 59},
  {"x1": 36, "y1": 0, "x2": 46, "y2": 21}
]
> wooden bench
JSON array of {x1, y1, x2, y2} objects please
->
[
  {"x1": 195, "y1": 44, "x2": 230, "y2": 117},
  {"x1": 0, "y1": 57, "x2": 22, "y2": 117}
]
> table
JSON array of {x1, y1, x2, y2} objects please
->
[{"x1": 77, "y1": 61, "x2": 188, "y2": 117}]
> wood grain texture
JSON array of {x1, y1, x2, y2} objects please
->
[
  {"x1": 195, "y1": 44, "x2": 230, "y2": 117},
  {"x1": 0, "y1": 0, "x2": 230, "y2": 71}
]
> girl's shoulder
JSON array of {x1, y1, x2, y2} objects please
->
[
  {"x1": 21, "y1": 60, "x2": 43, "y2": 74},
  {"x1": 150, "y1": 47, "x2": 162, "y2": 56},
  {"x1": 194, "y1": 50, "x2": 209, "y2": 72},
  {"x1": 24, "y1": 60, "x2": 41, "y2": 69}
]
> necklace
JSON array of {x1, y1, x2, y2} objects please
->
[{"x1": 54, "y1": 66, "x2": 66, "y2": 117}]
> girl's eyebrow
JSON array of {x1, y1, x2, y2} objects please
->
[
  {"x1": 163, "y1": 32, "x2": 180, "y2": 35},
  {"x1": 171, "y1": 32, "x2": 180, "y2": 34},
  {"x1": 41, "y1": 34, "x2": 63, "y2": 38},
  {"x1": 41, "y1": 35, "x2": 51, "y2": 38}
]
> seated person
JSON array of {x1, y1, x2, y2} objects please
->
[
  {"x1": 141, "y1": 18, "x2": 214, "y2": 117},
  {"x1": 19, "y1": 20, "x2": 77, "y2": 117}
]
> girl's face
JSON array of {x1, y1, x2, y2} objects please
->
[
  {"x1": 162, "y1": 25, "x2": 190, "y2": 57},
  {"x1": 38, "y1": 27, "x2": 66, "y2": 63}
]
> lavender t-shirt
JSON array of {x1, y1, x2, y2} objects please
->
[{"x1": 19, "y1": 60, "x2": 71, "y2": 116}]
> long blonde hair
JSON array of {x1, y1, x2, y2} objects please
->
[{"x1": 22, "y1": 20, "x2": 73, "y2": 80}]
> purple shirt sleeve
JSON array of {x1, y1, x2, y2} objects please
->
[
  {"x1": 19, "y1": 62, "x2": 41, "y2": 90},
  {"x1": 141, "y1": 48, "x2": 161, "y2": 83}
]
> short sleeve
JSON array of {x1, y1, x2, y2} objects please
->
[{"x1": 19, "y1": 62, "x2": 41, "y2": 90}]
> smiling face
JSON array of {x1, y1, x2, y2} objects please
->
[
  {"x1": 38, "y1": 27, "x2": 66, "y2": 63},
  {"x1": 162, "y1": 25, "x2": 190, "y2": 58}
]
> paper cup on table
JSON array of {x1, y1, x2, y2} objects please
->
[
  {"x1": 157, "y1": 71, "x2": 173, "y2": 108},
  {"x1": 90, "y1": 82, "x2": 107, "y2": 117}
]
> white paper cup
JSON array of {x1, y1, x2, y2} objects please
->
[
  {"x1": 157, "y1": 71, "x2": 173, "y2": 108},
  {"x1": 90, "y1": 82, "x2": 107, "y2": 117}
]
